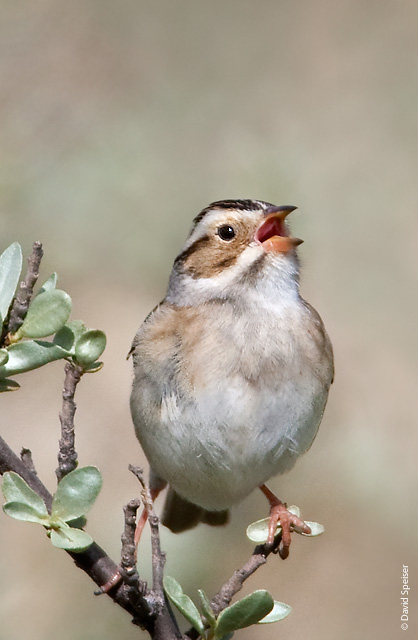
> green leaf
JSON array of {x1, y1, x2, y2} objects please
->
[
  {"x1": 258, "y1": 600, "x2": 292, "y2": 624},
  {"x1": 66, "y1": 515, "x2": 87, "y2": 529},
  {"x1": 2, "y1": 471, "x2": 49, "y2": 515},
  {"x1": 198, "y1": 589, "x2": 217, "y2": 627},
  {"x1": 0, "y1": 378, "x2": 20, "y2": 392},
  {"x1": 19, "y1": 289, "x2": 72, "y2": 338},
  {"x1": 81, "y1": 361, "x2": 103, "y2": 373},
  {"x1": 50, "y1": 526, "x2": 93, "y2": 552},
  {"x1": 38, "y1": 273, "x2": 57, "y2": 294},
  {"x1": 0, "y1": 242, "x2": 22, "y2": 323},
  {"x1": 0, "y1": 340, "x2": 69, "y2": 378},
  {"x1": 214, "y1": 590, "x2": 274, "y2": 638},
  {"x1": 246, "y1": 518, "x2": 272, "y2": 544},
  {"x1": 0, "y1": 349, "x2": 9, "y2": 366},
  {"x1": 51, "y1": 466, "x2": 102, "y2": 522},
  {"x1": 288, "y1": 505, "x2": 300, "y2": 518},
  {"x1": 3, "y1": 502, "x2": 50, "y2": 524},
  {"x1": 53, "y1": 320, "x2": 87, "y2": 353},
  {"x1": 74, "y1": 330, "x2": 106, "y2": 366},
  {"x1": 163, "y1": 576, "x2": 205, "y2": 635}
]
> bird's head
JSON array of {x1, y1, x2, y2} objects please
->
[{"x1": 166, "y1": 199, "x2": 303, "y2": 305}]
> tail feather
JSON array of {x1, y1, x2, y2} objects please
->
[
  {"x1": 161, "y1": 488, "x2": 203, "y2": 533},
  {"x1": 161, "y1": 487, "x2": 229, "y2": 533},
  {"x1": 201, "y1": 509, "x2": 229, "y2": 527}
]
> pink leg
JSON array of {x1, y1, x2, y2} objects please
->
[
  {"x1": 134, "y1": 485, "x2": 161, "y2": 549},
  {"x1": 260, "y1": 484, "x2": 311, "y2": 559}
]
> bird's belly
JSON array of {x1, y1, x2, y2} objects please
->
[{"x1": 135, "y1": 375, "x2": 326, "y2": 511}]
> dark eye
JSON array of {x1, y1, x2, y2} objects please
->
[{"x1": 217, "y1": 225, "x2": 236, "y2": 241}]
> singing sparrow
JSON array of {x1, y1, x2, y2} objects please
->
[{"x1": 130, "y1": 199, "x2": 334, "y2": 558}]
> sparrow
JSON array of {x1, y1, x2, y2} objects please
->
[{"x1": 130, "y1": 199, "x2": 334, "y2": 558}]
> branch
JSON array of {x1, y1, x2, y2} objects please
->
[
  {"x1": 0, "y1": 434, "x2": 187, "y2": 639},
  {"x1": 5, "y1": 241, "x2": 43, "y2": 339},
  {"x1": 56, "y1": 361, "x2": 83, "y2": 481},
  {"x1": 129, "y1": 466, "x2": 165, "y2": 601},
  {"x1": 0, "y1": 434, "x2": 153, "y2": 626},
  {"x1": 184, "y1": 534, "x2": 282, "y2": 638},
  {"x1": 129, "y1": 466, "x2": 184, "y2": 640},
  {"x1": 20, "y1": 447, "x2": 38, "y2": 475},
  {"x1": 119, "y1": 498, "x2": 151, "y2": 619},
  {"x1": 120, "y1": 499, "x2": 143, "y2": 587},
  {"x1": 210, "y1": 542, "x2": 277, "y2": 616}
]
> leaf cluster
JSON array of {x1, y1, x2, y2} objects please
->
[
  {"x1": 0, "y1": 242, "x2": 106, "y2": 391},
  {"x1": 163, "y1": 576, "x2": 291, "y2": 639},
  {"x1": 2, "y1": 467, "x2": 102, "y2": 551}
]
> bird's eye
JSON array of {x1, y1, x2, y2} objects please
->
[{"x1": 217, "y1": 225, "x2": 236, "y2": 241}]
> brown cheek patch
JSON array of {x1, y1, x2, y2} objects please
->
[
  {"x1": 182, "y1": 236, "x2": 249, "y2": 279},
  {"x1": 174, "y1": 235, "x2": 211, "y2": 265}
]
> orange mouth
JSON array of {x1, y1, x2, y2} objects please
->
[{"x1": 256, "y1": 206, "x2": 303, "y2": 253}]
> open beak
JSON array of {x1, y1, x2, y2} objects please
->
[{"x1": 255, "y1": 205, "x2": 303, "y2": 253}]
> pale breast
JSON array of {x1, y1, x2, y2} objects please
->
[{"x1": 130, "y1": 298, "x2": 333, "y2": 510}]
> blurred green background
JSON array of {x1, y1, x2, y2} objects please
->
[{"x1": 1, "y1": 1, "x2": 416, "y2": 639}]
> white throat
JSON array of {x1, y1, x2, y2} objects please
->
[{"x1": 166, "y1": 243, "x2": 301, "y2": 310}]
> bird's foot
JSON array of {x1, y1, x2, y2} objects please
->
[{"x1": 260, "y1": 484, "x2": 311, "y2": 559}]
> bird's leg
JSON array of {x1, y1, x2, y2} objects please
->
[
  {"x1": 96, "y1": 485, "x2": 162, "y2": 594},
  {"x1": 259, "y1": 484, "x2": 311, "y2": 559},
  {"x1": 134, "y1": 484, "x2": 161, "y2": 549}
]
